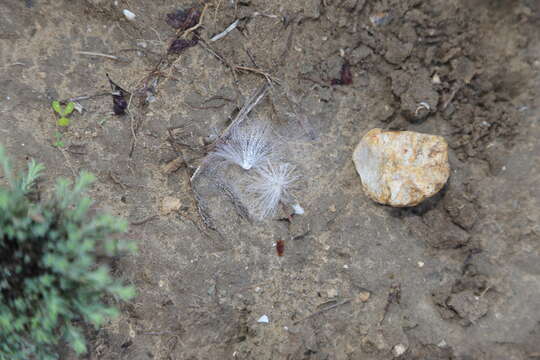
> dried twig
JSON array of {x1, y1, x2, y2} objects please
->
[
  {"x1": 109, "y1": 171, "x2": 128, "y2": 190},
  {"x1": 195, "y1": 36, "x2": 239, "y2": 83},
  {"x1": 235, "y1": 65, "x2": 281, "y2": 85},
  {"x1": 76, "y1": 51, "x2": 129, "y2": 62},
  {"x1": 130, "y1": 214, "x2": 158, "y2": 226},
  {"x1": 210, "y1": 19, "x2": 240, "y2": 42},
  {"x1": 162, "y1": 157, "x2": 185, "y2": 174},
  {"x1": 180, "y1": 4, "x2": 208, "y2": 38},
  {"x1": 215, "y1": 181, "x2": 251, "y2": 221},
  {"x1": 294, "y1": 298, "x2": 352, "y2": 325},
  {"x1": 442, "y1": 82, "x2": 462, "y2": 110},
  {"x1": 379, "y1": 283, "x2": 401, "y2": 325},
  {"x1": 60, "y1": 92, "x2": 111, "y2": 103}
]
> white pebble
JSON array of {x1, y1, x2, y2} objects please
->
[
  {"x1": 417, "y1": 261, "x2": 425, "y2": 268},
  {"x1": 292, "y1": 203, "x2": 305, "y2": 215},
  {"x1": 123, "y1": 9, "x2": 136, "y2": 21},
  {"x1": 437, "y1": 340, "x2": 447, "y2": 348},
  {"x1": 257, "y1": 315, "x2": 269, "y2": 323},
  {"x1": 392, "y1": 344, "x2": 407, "y2": 357}
]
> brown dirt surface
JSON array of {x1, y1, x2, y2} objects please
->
[{"x1": 1, "y1": 0, "x2": 540, "y2": 359}]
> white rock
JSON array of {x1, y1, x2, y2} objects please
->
[
  {"x1": 123, "y1": 9, "x2": 136, "y2": 21},
  {"x1": 392, "y1": 343, "x2": 407, "y2": 357},
  {"x1": 353, "y1": 128, "x2": 450, "y2": 207},
  {"x1": 292, "y1": 203, "x2": 305, "y2": 215},
  {"x1": 257, "y1": 315, "x2": 269, "y2": 323}
]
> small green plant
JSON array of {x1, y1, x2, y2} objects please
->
[
  {"x1": 52, "y1": 131, "x2": 65, "y2": 148},
  {"x1": 51, "y1": 101, "x2": 75, "y2": 127},
  {"x1": 0, "y1": 146, "x2": 136, "y2": 360}
]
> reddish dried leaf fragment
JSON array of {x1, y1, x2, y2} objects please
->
[
  {"x1": 168, "y1": 38, "x2": 198, "y2": 54},
  {"x1": 276, "y1": 240, "x2": 285, "y2": 256},
  {"x1": 331, "y1": 61, "x2": 353, "y2": 86}
]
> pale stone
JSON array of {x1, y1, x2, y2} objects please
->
[
  {"x1": 353, "y1": 128, "x2": 450, "y2": 207},
  {"x1": 392, "y1": 343, "x2": 408, "y2": 357},
  {"x1": 357, "y1": 291, "x2": 371, "y2": 302},
  {"x1": 160, "y1": 197, "x2": 182, "y2": 215}
]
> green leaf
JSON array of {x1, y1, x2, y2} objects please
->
[
  {"x1": 57, "y1": 117, "x2": 70, "y2": 127},
  {"x1": 64, "y1": 326, "x2": 87, "y2": 354},
  {"x1": 62, "y1": 102, "x2": 75, "y2": 116},
  {"x1": 51, "y1": 101, "x2": 62, "y2": 114},
  {"x1": 111, "y1": 284, "x2": 136, "y2": 300}
]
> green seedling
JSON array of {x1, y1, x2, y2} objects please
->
[
  {"x1": 51, "y1": 100, "x2": 75, "y2": 127},
  {"x1": 52, "y1": 131, "x2": 65, "y2": 148}
]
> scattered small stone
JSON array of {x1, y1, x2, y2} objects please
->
[
  {"x1": 417, "y1": 261, "x2": 425, "y2": 268},
  {"x1": 327, "y1": 288, "x2": 338, "y2": 298},
  {"x1": 437, "y1": 339, "x2": 448, "y2": 348},
  {"x1": 123, "y1": 9, "x2": 136, "y2": 21},
  {"x1": 370, "y1": 12, "x2": 392, "y2": 26},
  {"x1": 357, "y1": 291, "x2": 371, "y2": 302},
  {"x1": 160, "y1": 197, "x2": 182, "y2": 215},
  {"x1": 392, "y1": 343, "x2": 408, "y2": 357},
  {"x1": 353, "y1": 128, "x2": 450, "y2": 207},
  {"x1": 257, "y1": 315, "x2": 269, "y2": 323}
]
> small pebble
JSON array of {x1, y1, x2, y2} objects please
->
[
  {"x1": 417, "y1": 261, "x2": 425, "y2": 268},
  {"x1": 438, "y1": 340, "x2": 447, "y2": 348},
  {"x1": 392, "y1": 343, "x2": 407, "y2": 357},
  {"x1": 123, "y1": 9, "x2": 136, "y2": 21},
  {"x1": 357, "y1": 291, "x2": 370, "y2": 302},
  {"x1": 258, "y1": 315, "x2": 269, "y2": 323}
]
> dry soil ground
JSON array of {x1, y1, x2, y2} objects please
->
[{"x1": 1, "y1": 0, "x2": 540, "y2": 359}]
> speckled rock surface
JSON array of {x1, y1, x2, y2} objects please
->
[{"x1": 353, "y1": 128, "x2": 450, "y2": 207}]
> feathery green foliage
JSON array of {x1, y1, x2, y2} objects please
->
[{"x1": 0, "y1": 146, "x2": 136, "y2": 360}]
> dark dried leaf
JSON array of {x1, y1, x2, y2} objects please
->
[
  {"x1": 106, "y1": 74, "x2": 129, "y2": 115},
  {"x1": 276, "y1": 239, "x2": 285, "y2": 256},
  {"x1": 168, "y1": 38, "x2": 198, "y2": 54},
  {"x1": 166, "y1": 8, "x2": 201, "y2": 30},
  {"x1": 331, "y1": 61, "x2": 353, "y2": 86}
]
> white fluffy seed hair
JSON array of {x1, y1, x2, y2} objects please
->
[
  {"x1": 212, "y1": 120, "x2": 275, "y2": 170},
  {"x1": 245, "y1": 162, "x2": 299, "y2": 220}
]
